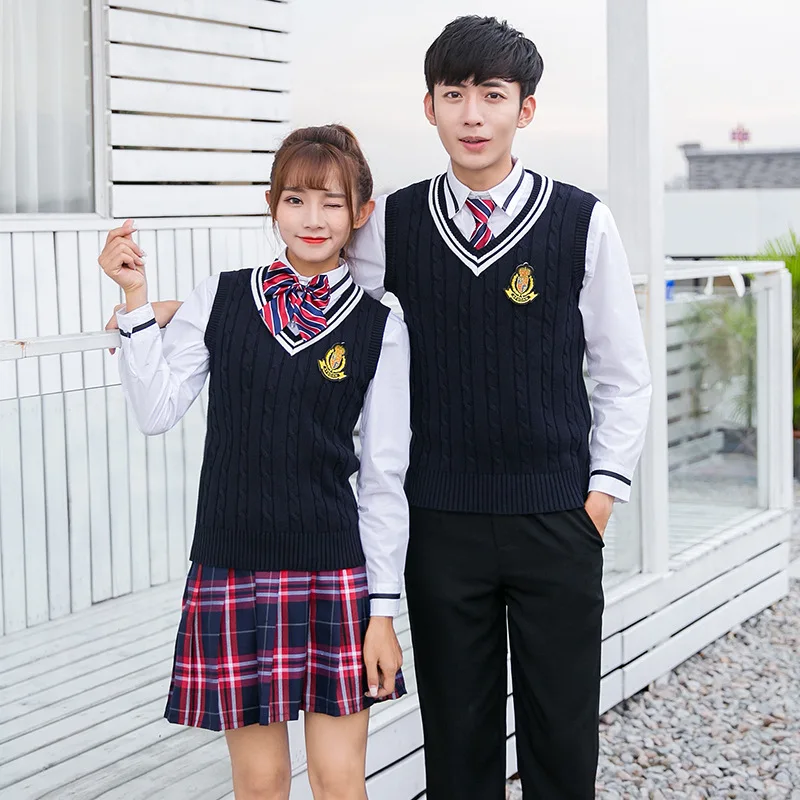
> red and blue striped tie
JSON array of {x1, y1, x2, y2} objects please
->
[
  {"x1": 465, "y1": 197, "x2": 496, "y2": 249},
  {"x1": 261, "y1": 260, "x2": 330, "y2": 341}
]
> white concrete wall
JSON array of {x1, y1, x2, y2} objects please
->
[{"x1": 665, "y1": 189, "x2": 800, "y2": 257}]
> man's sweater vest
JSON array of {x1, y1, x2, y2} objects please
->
[
  {"x1": 385, "y1": 172, "x2": 598, "y2": 514},
  {"x1": 190, "y1": 268, "x2": 390, "y2": 570}
]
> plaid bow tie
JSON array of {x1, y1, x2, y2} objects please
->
[
  {"x1": 465, "y1": 196, "x2": 496, "y2": 249},
  {"x1": 261, "y1": 260, "x2": 330, "y2": 341}
]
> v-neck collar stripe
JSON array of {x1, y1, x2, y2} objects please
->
[
  {"x1": 273, "y1": 285, "x2": 363, "y2": 355},
  {"x1": 428, "y1": 170, "x2": 553, "y2": 276},
  {"x1": 444, "y1": 176, "x2": 458, "y2": 216},
  {"x1": 276, "y1": 279, "x2": 359, "y2": 344},
  {"x1": 503, "y1": 168, "x2": 526, "y2": 212}
]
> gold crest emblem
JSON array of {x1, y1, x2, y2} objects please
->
[
  {"x1": 505, "y1": 263, "x2": 538, "y2": 305},
  {"x1": 318, "y1": 343, "x2": 348, "y2": 381}
]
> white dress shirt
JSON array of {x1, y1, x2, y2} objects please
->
[
  {"x1": 116, "y1": 256, "x2": 411, "y2": 617},
  {"x1": 349, "y1": 162, "x2": 652, "y2": 503}
]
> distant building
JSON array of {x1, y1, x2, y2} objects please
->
[{"x1": 679, "y1": 142, "x2": 800, "y2": 190}]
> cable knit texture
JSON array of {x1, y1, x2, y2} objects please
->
[
  {"x1": 385, "y1": 176, "x2": 597, "y2": 514},
  {"x1": 192, "y1": 268, "x2": 390, "y2": 570}
]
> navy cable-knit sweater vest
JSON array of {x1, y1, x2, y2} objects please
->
[
  {"x1": 385, "y1": 172, "x2": 597, "y2": 514},
  {"x1": 190, "y1": 267, "x2": 390, "y2": 570}
]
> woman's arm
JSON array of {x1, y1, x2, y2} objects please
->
[
  {"x1": 116, "y1": 276, "x2": 218, "y2": 435},
  {"x1": 357, "y1": 311, "x2": 411, "y2": 617},
  {"x1": 357, "y1": 311, "x2": 411, "y2": 698},
  {"x1": 105, "y1": 301, "x2": 184, "y2": 348}
]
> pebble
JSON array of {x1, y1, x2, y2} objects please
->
[{"x1": 507, "y1": 574, "x2": 800, "y2": 799}]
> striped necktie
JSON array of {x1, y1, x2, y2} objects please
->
[
  {"x1": 261, "y1": 260, "x2": 330, "y2": 341},
  {"x1": 465, "y1": 197, "x2": 496, "y2": 250}
]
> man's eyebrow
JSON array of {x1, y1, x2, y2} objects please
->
[{"x1": 440, "y1": 80, "x2": 510, "y2": 89}]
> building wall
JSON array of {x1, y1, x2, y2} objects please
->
[{"x1": 681, "y1": 145, "x2": 800, "y2": 190}]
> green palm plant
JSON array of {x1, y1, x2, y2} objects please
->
[
  {"x1": 689, "y1": 297, "x2": 757, "y2": 429},
  {"x1": 681, "y1": 231, "x2": 799, "y2": 459}
]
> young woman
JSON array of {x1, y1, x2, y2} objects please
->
[{"x1": 99, "y1": 125, "x2": 410, "y2": 800}]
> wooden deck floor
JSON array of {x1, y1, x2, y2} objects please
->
[
  {"x1": 0, "y1": 581, "x2": 230, "y2": 799},
  {"x1": 0, "y1": 579, "x2": 423, "y2": 800},
  {"x1": 0, "y1": 500, "x2": 764, "y2": 799}
]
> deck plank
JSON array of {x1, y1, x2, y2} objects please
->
[
  {"x1": 0, "y1": 699, "x2": 170, "y2": 790},
  {"x1": 0, "y1": 661, "x2": 171, "y2": 745},
  {"x1": 96, "y1": 738, "x2": 230, "y2": 800},
  {"x1": 0, "y1": 606, "x2": 178, "y2": 676},
  {"x1": 0, "y1": 640, "x2": 175, "y2": 720},
  {"x1": 0, "y1": 682, "x2": 169, "y2": 768},
  {"x1": 0, "y1": 580, "x2": 181, "y2": 659},
  {"x1": 0, "y1": 498, "x2": 768, "y2": 799},
  {"x1": 34, "y1": 726, "x2": 211, "y2": 800},
  {"x1": 0, "y1": 622, "x2": 177, "y2": 704}
]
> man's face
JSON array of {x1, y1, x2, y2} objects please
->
[{"x1": 424, "y1": 79, "x2": 535, "y2": 180}]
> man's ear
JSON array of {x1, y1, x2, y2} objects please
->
[
  {"x1": 517, "y1": 95, "x2": 536, "y2": 129},
  {"x1": 423, "y1": 92, "x2": 437, "y2": 127},
  {"x1": 353, "y1": 199, "x2": 376, "y2": 230}
]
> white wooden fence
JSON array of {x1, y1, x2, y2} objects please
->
[
  {"x1": 100, "y1": 0, "x2": 292, "y2": 217},
  {"x1": 0, "y1": 219, "x2": 274, "y2": 636}
]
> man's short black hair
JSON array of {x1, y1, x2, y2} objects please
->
[{"x1": 424, "y1": 16, "x2": 544, "y2": 102}]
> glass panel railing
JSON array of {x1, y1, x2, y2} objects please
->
[{"x1": 665, "y1": 279, "x2": 765, "y2": 558}]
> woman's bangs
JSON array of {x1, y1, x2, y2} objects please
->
[{"x1": 279, "y1": 145, "x2": 349, "y2": 196}]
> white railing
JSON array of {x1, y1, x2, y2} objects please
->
[
  {"x1": 636, "y1": 259, "x2": 793, "y2": 579},
  {"x1": 0, "y1": 331, "x2": 118, "y2": 360},
  {"x1": 0, "y1": 326, "x2": 208, "y2": 636},
  {"x1": 0, "y1": 259, "x2": 792, "y2": 637}
]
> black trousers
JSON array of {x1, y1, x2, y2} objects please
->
[{"x1": 405, "y1": 506, "x2": 605, "y2": 800}]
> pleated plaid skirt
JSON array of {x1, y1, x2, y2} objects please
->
[{"x1": 164, "y1": 563, "x2": 406, "y2": 731}]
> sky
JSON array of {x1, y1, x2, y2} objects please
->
[{"x1": 290, "y1": 0, "x2": 800, "y2": 196}]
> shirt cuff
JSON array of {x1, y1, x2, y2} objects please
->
[
  {"x1": 116, "y1": 303, "x2": 158, "y2": 337},
  {"x1": 369, "y1": 595, "x2": 401, "y2": 618},
  {"x1": 588, "y1": 467, "x2": 633, "y2": 503}
]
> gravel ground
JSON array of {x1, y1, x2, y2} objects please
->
[{"x1": 506, "y1": 490, "x2": 800, "y2": 799}]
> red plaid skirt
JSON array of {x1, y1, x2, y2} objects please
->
[{"x1": 164, "y1": 563, "x2": 406, "y2": 731}]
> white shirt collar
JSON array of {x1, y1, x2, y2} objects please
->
[
  {"x1": 276, "y1": 247, "x2": 350, "y2": 286},
  {"x1": 444, "y1": 158, "x2": 525, "y2": 219}
]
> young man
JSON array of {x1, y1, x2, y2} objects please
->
[
  {"x1": 111, "y1": 15, "x2": 650, "y2": 798},
  {"x1": 348, "y1": 15, "x2": 651, "y2": 800}
]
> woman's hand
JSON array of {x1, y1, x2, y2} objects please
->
[
  {"x1": 98, "y1": 219, "x2": 147, "y2": 299},
  {"x1": 362, "y1": 616, "x2": 403, "y2": 700}
]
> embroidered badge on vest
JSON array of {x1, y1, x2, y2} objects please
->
[
  {"x1": 505, "y1": 264, "x2": 539, "y2": 305},
  {"x1": 318, "y1": 343, "x2": 348, "y2": 381}
]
